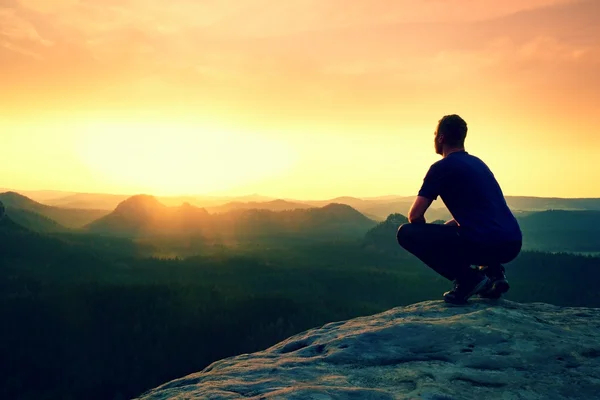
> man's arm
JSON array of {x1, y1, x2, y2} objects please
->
[{"x1": 408, "y1": 196, "x2": 433, "y2": 224}]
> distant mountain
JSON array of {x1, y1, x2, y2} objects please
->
[
  {"x1": 18, "y1": 188, "x2": 600, "y2": 219},
  {"x1": 359, "y1": 195, "x2": 412, "y2": 201},
  {"x1": 304, "y1": 196, "x2": 368, "y2": 209},
  {"x1": 44, "y1": 193, "x2": 229, "y2": 210},
  {"x1": 45, "y1": 193, "x2": 132, "y2": 210},
  {"x1": 354, "y1": 196, "x2": 600, "y2": 222},
  {"x1": 517, "y1": 210, "x2": 600, "y2": 253},
  {"x1": 0, "y1": 192, "x2": 110, "y2": 228},
  {"x1": 0, "y1": 193, "x2": 63, "y2": 235},
  {"x1": 359, "y1": 200, "x2": 451, "y2": 222},
  {"x1": 12, "y1": 188, "x2": 600, "y2": 231},
  {"x1": 0, "y1": 215, "x2": 29, "y2": 234},
  {"x1": 4, "y1": 208, "x2": 67, "y2": 233},
  {"x1": 168, "y1": 203, "x2": 214, "y2": 236},
  {"x1": 300, "y1": 203, "x2": 376, "y2": 234},
  {"x1": 207, "y1": 199, "x2": 314, "y2": 214},
  {"x1": 302, "y1": 195, "x2": 600, "y2": 216},
  {"x1": 40, "y1": 192, "x2": 278, "y2": 210},
  {"x1": 0, "y1": 189, "x2": 78, "y2": 202},
  {"x1": 362, "y1": 213, "x2": 409, "y2": 253},
  {"x1": 359, "y1": 209, "x2": 600, "y2": 255},
  {"x1": 86, "y1": 195, "x2": 212, "y2": 237},
  {"x1": 225, "y1": 194, "x2": 275, "y2": 203},
  {"x1": 0, "y1": 207, "x2": 149, "y2": 262},
  {"x1": 0, "y1": 191, "x2": 49, "y2": 210},
  {"x1": 86, "y1": 196, "x2": 376, "y2": 241},
  {"x1": 0, "y1": 201, "x2": 29, "y2": 234},
  {"x1": 215, "y1": 203, "x2": 377, "y2": 241},
  {"x1": 506, "y1": 197, "x2": 600, "y2": 211},
  {"x1": 299, "y1": 197, "x2": 451, "y2": 222}
]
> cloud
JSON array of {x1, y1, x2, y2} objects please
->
[
  {"x1": 39, "y1": 1, "x2": 580, "y2": 30},
  {"x1": 0, "y1": 0, "x2": 598, "y2": 121},
  {"x1": 0, "y1": 6, "x2": 53, "y2": 60}
]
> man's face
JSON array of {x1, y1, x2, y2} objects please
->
[{"x1": 434, "y1": 128, "x2": 443, "y2": 155}]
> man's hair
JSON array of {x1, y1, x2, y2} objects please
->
[{"x1": 437, "y1": 114, "x2": 467, "y2": 147}]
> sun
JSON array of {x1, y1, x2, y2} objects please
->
[{"x1": 76, "y1": 120, "x2": 296, "y2": 195}]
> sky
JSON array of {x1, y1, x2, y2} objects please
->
[{"x1": 1, "y1": 0, "x2": 599, "y2": 199}]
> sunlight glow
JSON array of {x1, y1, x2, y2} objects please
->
[
  {"x1": 2, "y1": 0, "x2": 599, "y2": 198},
  {"x1": 76, "y1": 121, "x2": 297, "y2": 195}
]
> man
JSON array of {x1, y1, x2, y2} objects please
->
[{"x1": 396, "y1": 114, "x2": 522, "y2": 304}]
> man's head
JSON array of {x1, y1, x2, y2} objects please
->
[{"x1": 434, "y1": 114, "x2": 468, "y2": 155}]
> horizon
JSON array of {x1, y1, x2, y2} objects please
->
[
  {"x1": 2, "y1": 1, "x2": 599, "y2": 198},
  {"x1": 2, "y1": 186, "x2": 600, "y2": 203}
]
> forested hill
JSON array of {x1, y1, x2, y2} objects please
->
[
  {"x1": 0, "y1": 192, "x2": 108, "y2": 228},
  {"x1": 86, "y1": 195, "x2": 377, "y2": 240}
]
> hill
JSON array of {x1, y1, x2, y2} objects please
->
[
  {"x1": 2, "y1": 212, "x2": 600, "y2": 400},
  {"x1": 86, "y1": 197, "x2": 376, "y2": 242},
  {"x1": 44, "y1": 193, "x2": 132, "y2": 210},
  {"x1": 15, "y1": 189, "x2": 600, "y2": 221},
  {"x1": 0, "y1": 206, "x2": 150, "y2": 263},
  {"x1": 136, "y1": 299, "x2": 600, "y2": 400},
  {"x1": 38, "y1": 192, "x2": 276, "y2": 210},
  {"x1": 44, "y1": 193, "x2": 229, "y2": 210},
  {"x1": 361, "y1": 209, "x2": 600, "y2": 255},
  {"x1": 304, "y1": 196, "x2": 369, "y2": 209},
  {"x1": 0, "y1": 192, "x2": 110, "y2": 228},
  {"x1": 0, "y1": 202, "x2": 29, "y2": 234},
  {"x1": 209, "y1": 203, "x2": 377, "y2": 242},
  {"x1": 86, "y1": 195, "x2": 212, "y2": 237},
  {"x1": 360, "y1": 200, "x2": 451, "y2": 222},
  {"x1": 0, "y1": 189, "x2": 78, "y2": 202},
  {"x1": 206, "y1": 199, "x2": 314, "y2": 214},
  {"x1": 506, "y1": 196, "x2": 600, "y2": 211},
  {"x1": 3, "y1": 208, "x2": 67, "y2": 233},
  {"x1": 350, "y1": 196, "x2": 600, "y2": 222},
  {"x1": 517, "y1": 210, "x2": 600, "y2": 253},
  {"x1": 363, "y1": 213, "x2": 408, "y2": 253}
]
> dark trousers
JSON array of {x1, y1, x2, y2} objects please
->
[{"x1": 396, "y1": 223, "x2": 522, "y2": 282}]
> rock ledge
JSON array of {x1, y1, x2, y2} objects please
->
[{"x1": 136, "y1": 299, "x2": 600, "y2": 400}]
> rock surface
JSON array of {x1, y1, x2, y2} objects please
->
[{"x1": 136, "y1": 299, "x2": 600, "y2": 400}]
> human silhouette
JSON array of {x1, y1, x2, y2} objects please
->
[{"x1": 397, "y1": 115, "x2": 522, "y2": 304}]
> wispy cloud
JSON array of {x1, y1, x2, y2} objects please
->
[{"x1": 1, "y1": 0, "x2": 598, "y2": 120}]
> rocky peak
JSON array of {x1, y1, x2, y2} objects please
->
[
  {"x1": 114, "y1": 195, "x2": 166, "y2": 216},
  {"x1": 0, "y1": 191, "x2": 42, "y2": 208},
  {"x1": 136, "y1": 299, "x2": 600, "y2": 400},
  {"x1": 318, "y1": 203, "x2": 369, "y2": 221}
]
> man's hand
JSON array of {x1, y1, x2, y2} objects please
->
[
  {"x1": 408, "y1": 196, "x2": 433, "y2": 224},
  {"x1": 411, "y1": 215, "x2": 426, "y2": 224}
]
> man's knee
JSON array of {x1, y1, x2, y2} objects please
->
[{"x1": 396, "y1": 223, "x2": 413, "y2": 248}]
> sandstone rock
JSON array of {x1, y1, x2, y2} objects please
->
[{"x1": 136, "y1": 299, "x2": 600, "y2": 400}]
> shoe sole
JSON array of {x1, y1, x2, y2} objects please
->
[
  {"x1": 479, "y1": 279, "x2": 510, "y2": 299},
  {"x1": 444, "y1": 277, "x2": 491, "y2": 305},
  {"x1": 494, "y1": 280, "x2": 510, "y2": 294}
]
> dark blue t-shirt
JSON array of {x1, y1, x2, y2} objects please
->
[{"x1": 418, "y1": 151, "x2": 522, "y2": 243}]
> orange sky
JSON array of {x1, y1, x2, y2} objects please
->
[{"x1": 1, "y1": 0, "x2": 599, "y2": 199}]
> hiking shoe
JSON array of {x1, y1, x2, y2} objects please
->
[
  {"x1": 479, "y1": 270, "x2": 510, "y2": 299},
  {"x1": 443, "y1": 274, "x2": 491, "y2": 305}
]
